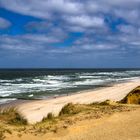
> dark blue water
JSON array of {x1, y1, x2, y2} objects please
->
[{"x1": 0, "y1": 68, "x2": 140, "y2": 104}]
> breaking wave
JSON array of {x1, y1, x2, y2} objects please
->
[{"x1": 0, "y1": 69, "x2": 140, "y2": 104}]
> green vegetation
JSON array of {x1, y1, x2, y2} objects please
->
[
  {"x1": 59, "y1": 103, "x2": 87, "y2": 116},
  {"x1": 99, "y1": 100, "x2": 117, "y2": 106},
  {"x1": 0, "y1": 108, "x2": 27, "y2": 139},
  {"x1": 0, "y1": 100, "x2": 138, "y2": 139},
  {"x1": 33, "y1": 102, "x2": 131, "y2": 136},
  {"x1": 121, "y1": 86, "x2": 140, "y2": 104},
  {"x1": 42, "y1": 113, "x2": 55, "y2": 122},
  {"x1": 0, "y1": 108, "x2": 27, "y2": 125}
]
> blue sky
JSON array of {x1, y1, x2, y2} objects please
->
[{"x1": 0, "y1": 0, "x2": 140, "y2": 68}]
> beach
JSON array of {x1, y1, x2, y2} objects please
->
[
  {"x1": 1, "y1": 78, "x2": 140, "y2": 140},
  {"x1": 16, "y1": 79, "x2": 140, "y2": 124}
]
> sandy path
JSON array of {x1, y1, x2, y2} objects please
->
[{"x1": 17, "y1": 79, "x2": 140, "y2": 123}]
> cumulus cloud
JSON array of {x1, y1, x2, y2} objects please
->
[
  {"x1": 117, "y1": 24, "x2": 138, "y2": 34},
  {"x1": 0, "y1": 0, "x2": 83, "y2": 19},
  {"x1": 64, "y1": 15, "x2": 105, "y2": 28},
  {"x1": 0, "y1": 33, "x2": 67, "y2": 53},
  {"x1": 0, "y1": 17, "x2": 11, "y2": 29},
  {"x1": 1, "y1": 0, "x2": 140, "y2": 28},
  {"x1": 1, "y1": 0, "x2": 140, "y2": 20},
  {"x1": 0, "y1": 0, "x2": 140, "y2": 62}
]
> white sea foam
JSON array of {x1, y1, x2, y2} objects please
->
[
  {"x1": 0, "y1": 79, "x2": 14, "y2": 82},
  {"x1": 74, "y1": 79, "x2": 104, "y2": 86},
  {"x1": 47, "y1": 80, "x2": 61, "y2": 84},
  {"x1": 47, "y1": 75, "x2": 69, "y2": 80},
  {"x1": 0, "y1": 98, "x2": 17, "y2": 104},
  {"x1": 32, "y1": 79, "x2": 47, "y2": 83},
  {"x1": 28, "y1": 94, "x2": 34, "y2": 97},
  {"x1": 79, "y1": 75, "x2": 96, "y2": 79},
  {"x1": 15, "y1": 78, "x2": 23, "y2": 82},
  {"x1": 1, "y1": 83, "x2": 12, "y2": 86}
]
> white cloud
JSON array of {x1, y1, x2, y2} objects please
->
[
  {"x1": 0, "y1": 0, "x2": 83, "y2": 19},
  {"x1": 114, "y1": 9, "x2": 140, "y2": 25},
  {"x1": 117, "y1": 25, "x2": 138, "y2": 34},
  {"x1": 104, "y1": 0, "x2": 140, "y2": 7},
  {"x1": 0, "y1": 0, "x2": 140, "y2": 58},
  {"x1": 64, "y1": 15, "x2": 105, "y2": 28},
  {"x1": 46, "y1": 0, "x2": 83, "y2": 15},
  {"x1": 0, "y1": 17, "x2": 11, "y2": 29},
  {"x1": 1, "y1": 0, "x2": 140, "y2": 28},
  {"x1": 0, "y1": 33, "x2": 66, "y2": 52}
]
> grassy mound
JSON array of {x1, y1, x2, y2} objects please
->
[
  {"x1": 42, "y1": 113, "x2": 55, "y2": 122},
  {"x1": 120, "y1": 86, "x2": 140, "y2": 104},
  {"x1": 59, "y1": 103, "x2": 87, "y2": 116},
  {"x1": 0, "y1": 102, "x2": 136, "y2": 139},
  {"x1": 0, "y1": 108, "x2": 27, "y2": 125},
  {"x1": 99, "y1": 100, "x2": 117, "y2": 106}
]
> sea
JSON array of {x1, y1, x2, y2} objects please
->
[{"x1": 0, "y1": 68, "x2": 140, "y2": 104}]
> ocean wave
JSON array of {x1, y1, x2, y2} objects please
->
[
  {"x1": 32, "y1": 79, "x2": 47, "y2": 83},
  {"x1": 0, "y1": 79, "x2": 15, "y2": 83},
  {"x1": 1, "y1": 83, "x2": 12, "y2": 86},
  {"x1": 79, "y1": 75, "x2": 98, "y2": 79},
  {"x1": 115, "y1": 77, "x2": 140, "y2": 81},
  {"x1": 0, "y1": 89, "x2": 21, "y2": 96},
  {"x1": 47, "y1": 75, "x2": 70, "y2": 80},
  {"x1": 0, "y1": 70, "x2": 140, "y2": 103},
  {"x1": 0, "y1": 98, "x2": 17, "y2": 104},
  {"x1": 74, "y1": 79, "x2": 105, "y2": 86}
]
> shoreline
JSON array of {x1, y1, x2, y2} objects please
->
[
  {"x1": 0, "y1": 78, "x2": 138, "y2": 108},
  {"x1": 13, "y1": 78, "x2": 140, "y2": 124}
]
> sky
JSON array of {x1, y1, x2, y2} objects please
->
[{"x1": 0, "y1": 0, "x2": 140, "y2": 68}]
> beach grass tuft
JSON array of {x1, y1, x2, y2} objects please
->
[
  {"x1": 120, "y1": 86, "x2": 140, "y2": 104},
  {"x1": 0, "y1": 108, "x2": 27, "y2": 126},
  {"x1": 42, "y1": 113, "x2": 55, "y2": 122},
  {"x1": 59, "y1": 103, "x2": 84, "y2": 116},
  {"x1": 99, "y1": 100, "x2": 117, "y2": 106},
  {"x1": 0, "y1": 131, "x2": 5, "y2": 140}
]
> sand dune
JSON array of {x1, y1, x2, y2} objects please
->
[
  {"x1": 50, "y1": 107, "x2": 140, "y2": 140},
  {"x1": 17, "y1": 79, "x2": 140, "y2": 124}
]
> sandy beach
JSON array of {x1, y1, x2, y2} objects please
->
[{"x1": 16, "y1": 79, "x2": 140, "y2": 124}]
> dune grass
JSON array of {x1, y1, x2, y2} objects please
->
[
  {"x1": 42, "y1": 113, "x2": 55, "y2": 122},
  {"x1": 0, "y1": 108, "x2": 27, "y2": 126},
  {"x1": 120, "y1": 86, "x2": 140, "y2": 104},
  {"x1": 31, "y1": 101, "x2": 131, "y2": 136},
  {"x1": 59, "y1": 103, "x2": 88, "y2": 116},
  {"x1": 0, "y1": 108, "x2": 27, "y2": 139},
  {"x1": 0, "y1": 101, "x2": 137, "y2": 139}
]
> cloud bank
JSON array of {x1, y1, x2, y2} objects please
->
[{"x1": 0, "y1": 0, "x2": 140, "y2": 67}]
